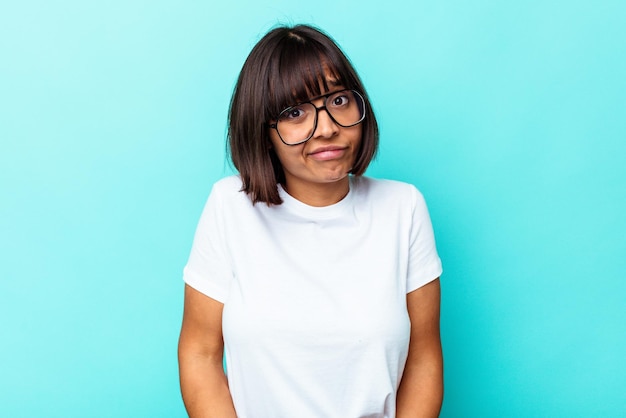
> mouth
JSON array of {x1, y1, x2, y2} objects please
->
[
  {"x1": 307, "y1": 145, "x2": 348, "y2": 161},
  {"x1": 308, "y1": 145, "x2": 347, "y2": 161}
]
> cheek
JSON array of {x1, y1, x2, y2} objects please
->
[
  {"x1": 269, "y1": 132, "x2": 303, "y2": 167},
  {"x1": 275, "y1": 147, "x2": 303, "y2": 169},
  {"x1": 351, "y1": 127, "x2": 364, "y2": 152}
]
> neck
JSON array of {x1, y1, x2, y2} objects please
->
[{"x1": 282, "y1": 177, "x2": 350, "y2": 207}]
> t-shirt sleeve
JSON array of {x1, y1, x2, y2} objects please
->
[
  {"x1": 183, "y1": 184, "x2": 233, "y2": 303},
  {"x1": 406, "y1": 186, "x2": 443, "y2": 293}
]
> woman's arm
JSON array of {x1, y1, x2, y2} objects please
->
[
  {"x1": 178, "y1": 284, "x2": 237, "y2": 417},
  {"x1": 396, "y1": 278, "x2": 443, "y2": 418}
]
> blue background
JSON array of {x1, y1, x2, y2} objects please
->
[{"x1": 1, "y1": 0, "x2": 624, "y2": 416}]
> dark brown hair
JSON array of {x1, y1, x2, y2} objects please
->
[{"x1": 228, "y1": 24, "x2": 379, "y2": 205}]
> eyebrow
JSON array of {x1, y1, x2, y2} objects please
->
[{"x1": 303, "y1": 87, "x2": 347, "y2": 104}]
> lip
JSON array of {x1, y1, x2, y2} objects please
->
[{"x1": 307, "y1": 145, "x2": 348, "y2": 161}]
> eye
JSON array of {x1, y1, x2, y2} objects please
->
[
  {"x1": 329, "y1": 93, "x2": 350, "y2": 107},
  {"x1": 279, "y1": 106, "x2": 307, "y2": 121}
]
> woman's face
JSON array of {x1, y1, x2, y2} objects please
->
[{"x1": 268, "y1": 79, "x2": 363, "y2": 203}]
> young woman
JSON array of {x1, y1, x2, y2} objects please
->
[{"x1": 178, "y1": 24, "x2": 443, "y2": 417}]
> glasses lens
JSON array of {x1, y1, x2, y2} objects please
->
[
  {"x1": 276, "y1": 103, "x2": 316, "y2": 145},
  {"x1": 275, "y1": 90, "x2": 366, "y2": 145},
  {"x1": 326, "y1": 90, "x2": 365, "y2": 127}
]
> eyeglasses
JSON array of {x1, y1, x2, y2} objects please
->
[{"x1": 269, "y1": 89, "x2": 366, "y2": 146}]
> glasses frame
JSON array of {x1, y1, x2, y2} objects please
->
[{"x1": 268, "y1": 89, "x2": 366, "y2": 146}]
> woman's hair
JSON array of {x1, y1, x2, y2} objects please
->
[{"x1": 228, "y1": 24, "x2": 379, "y2": 205}]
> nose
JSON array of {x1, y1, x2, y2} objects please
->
[{"x1": 312, "y1": 106, "x2": 339, "y2": 139}]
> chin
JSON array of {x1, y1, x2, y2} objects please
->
[{"x1": 321, "y1": 171, "x2": 349, "y2": 182}]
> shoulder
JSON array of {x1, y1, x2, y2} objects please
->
[
  {"x1": 208, "y1": 175, "x2": 247, "y2": 202},
  {"x1": 201, "y1": 175, "x2": 253, "y2": 216},
  {"x1": 211, "y1": 175, "x2": 243, "y2": 194},
  {"x1": 352, "y1": 176, "x2": 426, "y2": 206}
]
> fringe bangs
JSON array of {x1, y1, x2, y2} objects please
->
[{"x1": 267, "y1": 39, "x2": 345, "y2": 118}]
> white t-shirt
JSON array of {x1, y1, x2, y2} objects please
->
[{"x1": 184, "y1": 175, "x2": 442, "y2": 418}]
